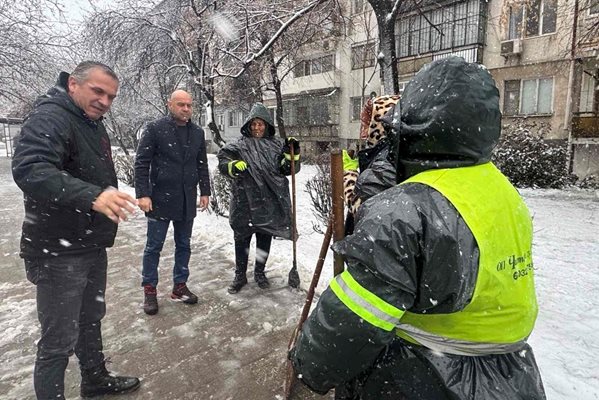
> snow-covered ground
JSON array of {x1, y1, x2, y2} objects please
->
[
  {"x1": 198, "y1": 156, "x2": 599, "y2": 399},
  {"x1": 1, "y1": 154, "x2": 598, "y2": 399}
]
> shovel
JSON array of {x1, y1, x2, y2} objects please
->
[
  {"x1": 284, "y1": 218, "x2": 333, "y2": 398},
  {"x1": 284, "y1": 149, "x2": 345, "y2": 398},
  {"x1": 288, "y1": 144, "x2": 300, "y2": 288}
]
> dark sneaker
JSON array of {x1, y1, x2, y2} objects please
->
[
  {"x1": 254, "y1": 271, "x2": 270, "y2": 289},
  {"x1": 227, "y1": 274, "x2": 248, "y2": 294},
  {"x1": 143, "y1": 284, "x2": 158, "y2": 315},
  {"x1": 80, "y1": 363, "x2": 141, "y2": 398},
  {"x1": 171, "y1": 282, "x2": 198, "y2": 304}
]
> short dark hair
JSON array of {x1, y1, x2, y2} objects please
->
[{"x1": 71, "y1": 61, "x2": 119, "y2": 83}]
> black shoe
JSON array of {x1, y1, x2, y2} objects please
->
[
  {"x1": 80, "y1": 363, "x2": 141, "y2": 398},
  {"x1": 143, "y1": 284, "x2": 158, "y2": 315},
  {"x1": 228, "y1": 274, "x2": 248, "y2": 294},
  {"x1": 171, "y1": 282, "x2": 198, "y2": 304},
  {"x1": 254, "y1": 271, "x2": 270, "y2": 289}
]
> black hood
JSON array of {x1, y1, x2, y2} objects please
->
[
  {"x1": 389, "y1": 56, "x2": 501, "y2": 181},
  {"x1": 240, "y1": 102, "x2": 276, "y2": 137}
]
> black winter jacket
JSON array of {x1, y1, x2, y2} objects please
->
[
  {"x1": 12, "y1": 72, "x2": 118, "y2": 258},
  {"x1": 134, "y1": 116, "x2": 211, "y2": 221}
]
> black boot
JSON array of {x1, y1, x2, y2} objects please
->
[
  {"x1": 254, "y1": 264, "x2": 270, "y2": 289},
  {"x1": 228, "y1": 273, "x2": 248, "y2": 294},
  {"x1": 80, "y1": 362, "x2": 140, "y2": 398},
  {"x1": 143, "y1": 284, "x2": 158, "y2": 315}
]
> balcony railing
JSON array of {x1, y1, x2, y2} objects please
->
[
  {"x1": 287, "y1": 124, "x2": 338, "y2": 139},
  {"x1": 572, "y1": 114, "x2": 599, "y2": 139}
]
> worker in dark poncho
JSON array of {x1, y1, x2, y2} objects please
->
[
  {"x1": 290, "y1": 56, "x2": 546, "y2": 400},
  {"x1": 218, "y1": 103, "x2": 301, "y2": 293}
]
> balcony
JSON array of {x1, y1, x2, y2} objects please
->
[
  {"x1": 288, "y1": 125, "x2": 339, "y2": 139},
  {"x1": 572, "y1": 114, "x2": 599, "y2": 141}
]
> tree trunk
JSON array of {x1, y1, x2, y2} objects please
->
[
  {"x1": 376, "y1": 13, "x2": 399, "y2": 94},
  {"x1": 268, "y1": 49, "x2": 288, "y2": 139}
]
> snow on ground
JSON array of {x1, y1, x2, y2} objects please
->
[
  {"x1": 195, "y1": 156, "x2": 599, "y2": 399},
  {"x1": 1, "y1": 154, "x2": 598, "y2": 399}
]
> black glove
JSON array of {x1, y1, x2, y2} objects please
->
[{"x1": 284, "y1": 137, "x2": 300, "y2": 154}]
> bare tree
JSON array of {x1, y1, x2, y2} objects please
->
[
  {"x1": 0, "y1": 0, "x2": 73, "y2": 114},
  {"x1": 83, "y1": 0, "x2": 328, "y2": 147},
  {"x1": 366, "y1": 0, "x2": 403, "y2": 94}
]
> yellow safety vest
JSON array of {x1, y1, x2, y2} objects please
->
[{"x1": 396, "y1": 162, "x2": 538, "y2": 351}]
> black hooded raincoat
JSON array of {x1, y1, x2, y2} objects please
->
[
  {"x1": 217, "y1": 103, "x2": 300, "y2": 239},
  {"x1": 291, "y1": 57, "x2": 545, "y2": 400}
]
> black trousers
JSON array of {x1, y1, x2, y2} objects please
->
[
  {"x1": 233, "y1": 232, "x2": 272, "y2": 275},
  {"x1": 24, "y1": 248, "x2": 107, "y2": 399}
]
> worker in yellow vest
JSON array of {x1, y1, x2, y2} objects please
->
[{"x1": 290, "y1": 56, "x2": 546, "y2": 400}]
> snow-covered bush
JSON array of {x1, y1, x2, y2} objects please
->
[
  {"x1": 209, "y1": 168, "x2": 231, "y2": 217},
  {"x1": 113, "y1": 153, "x2": 135, "y2": 187},
  {"x1": 578, "y1": 174, "x2": 599, "y2": 189},
  {"x1": 492, "y1": 119, "x2": 574, "y2": 188},
  {"x1": 305, "y1": 153, "x2": 331, "y2": 234}
]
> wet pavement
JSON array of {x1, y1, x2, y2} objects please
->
[{"x1": 0, "y1": 158, "x2": 332, "y2": 400}]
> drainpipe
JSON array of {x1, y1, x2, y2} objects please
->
[{"x1": 565, "y1": 0, "x2": 579, "y2": 174}]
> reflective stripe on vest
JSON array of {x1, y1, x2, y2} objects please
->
[
  {"x1": 331, "y1": 271, "x2": 405, "y2": 331},
  {"x1": 396, "y1": 162, "x2": 538, "y2": 354}
]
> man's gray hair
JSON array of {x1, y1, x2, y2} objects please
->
[{"x1": 71, "y1": 61, "x2": 119, "y2": 83}]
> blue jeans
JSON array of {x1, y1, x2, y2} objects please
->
[
  {"x1": 24, "y1": 248, "x2": 108, "y2": 399},
  {"x1": 142, "y1": 218, "x2": 194, "y2": 287}
]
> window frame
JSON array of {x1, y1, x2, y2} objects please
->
[
  {"x1": 294, "y1": 54, "x2": 336, "y2": 78},
  {"x1": 509, "y1": 0, "x2": 557, "y2": 39},
  {"x1": 503, "y1": 77, "x2": 554, "y2": 116},
  {"x1": 350, "y1": 96, "x2": 369, "y2": 122},
  {"x1": 396, "y1": 0, "x2": 485, "y2": 58},
  {"x1": 351, "y1": 42, "x2": 376, "y2": 70}
]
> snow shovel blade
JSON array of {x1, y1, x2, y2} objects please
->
[{"x1": 288, "y1": 264, "x2": 300, "y2": 288}]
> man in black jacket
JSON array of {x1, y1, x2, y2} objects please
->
[
  {"x1": 12, "y1": 61, "x2": 141, "y2": 399},
  {"x1": 135, "y1": 89, "x2": 211, "y2": 315}
]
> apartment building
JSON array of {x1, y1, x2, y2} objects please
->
[{"x1": 226, "y1": 0, "x2": 598, "y2": 178}]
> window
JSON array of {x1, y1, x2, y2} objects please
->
[
  {"x1": 284, "y1": 95, "x2": 337, "y2": 126},
  {"x1": 503, "y1": 78, "x2": 553, "y2": 116},
  {"x1": 227, "y1": 110, "x2": 245, "y2": 127},
  {"x1": 589, "y1": 0, "x2": 599, "y2": 14},
  {"x1": 508, "y1": 5, "x2": 523, "y2": 39},
  {"x1": 580, "y1": 71, "x2": 598, "y2": 113},
  {"x1": 350, "y1": 96, "x2": 368, "y2": 121},
  {"x1": 396, "y1": 0, "x2": 485, "y2": 58},
  {"x1": 294, "y1": 55, "x2": 335, "y2": 77},
  {"x1": 352, "y1": 43, "x2": 376, "y2": 69},
  {"x1": 508, "y1": 0, "x2": 556, "y2": 39}
]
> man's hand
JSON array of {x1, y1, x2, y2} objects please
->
[
  {"x1": 92, "y1": 188, "x2": 137, "y2": 223},
  {"x1": 138, "y1": 197, "x2": 153, "y2": 213},
  {"x1": 198, "y1": 195, "x2": 210, "y2": 211}
]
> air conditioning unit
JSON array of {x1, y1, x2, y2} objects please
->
[{"x1": 501, "y1": 39, "x2": 522, "y2": 56}]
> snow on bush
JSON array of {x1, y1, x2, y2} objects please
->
[{"x1": 492, "y1": 119, "x2": 575, "y2": 189}]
